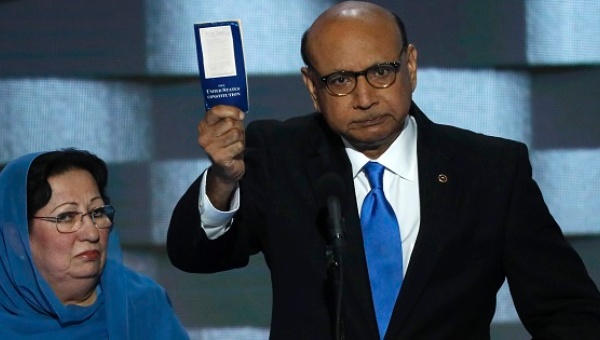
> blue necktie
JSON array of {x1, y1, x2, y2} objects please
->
[{"x1": 360, "y1": 162, "x2": 403, "y2": 338}]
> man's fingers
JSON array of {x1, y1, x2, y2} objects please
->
[
  {"x1": 204, "y1": 135, "x2": 245, "y2": 164},
  {"x1": 199, "y1": 118, "x2": 244, "y2": 149},
  {"x1": 197, "y1": 104, "x2": 246, "y2": 183},
  {"x1": 204, "y1": 105, "x2": 245, "y2": 125}
]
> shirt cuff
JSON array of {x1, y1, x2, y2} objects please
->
[{"x1": 198, "y1": 169, "x2": 240, "y2": 240}]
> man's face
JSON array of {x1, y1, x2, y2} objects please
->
[{"x1": 302, "y1": 11, "x2": 417, "y2": 158}]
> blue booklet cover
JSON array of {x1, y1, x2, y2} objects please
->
[{"x1": 193, "y1": 20, "x2": 249, "y2": 112}]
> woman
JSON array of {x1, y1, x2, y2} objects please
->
[{"x1": 0, "y1": 149, "x2": 189, "y2": 339}]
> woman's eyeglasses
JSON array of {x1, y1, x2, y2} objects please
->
[{"x1": 33, "y1": 205, "x2": 115, "y2": 233}]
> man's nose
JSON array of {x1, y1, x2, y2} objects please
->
[{"x1": 352, "y1": 75, "x2": 379, "y2": 109}]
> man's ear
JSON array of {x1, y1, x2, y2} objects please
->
[
  {"x1": 406, "y1": 44, "x2": 418, "y2": 92},
  {"x1": 301, "y1": 67, "x2": 321, "y2": 112}
]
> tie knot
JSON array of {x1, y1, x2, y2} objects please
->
[{"x1": 363, "y1": 162, "x2": 385, "y2": 190}]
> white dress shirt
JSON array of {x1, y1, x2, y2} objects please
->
[
  {"x1": 343, "y1": 115, "x2": 420, "y2": 275},
  {"x1": 198, "y1": 116, "x2": 421, "y2": 273}
]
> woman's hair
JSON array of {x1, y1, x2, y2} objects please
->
[{"x1": 27, "y1": 148, "x2": 110, "y2": 220}]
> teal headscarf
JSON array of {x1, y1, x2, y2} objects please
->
[{"x1": 0, "y1": 152, "x2": 189, "y2": 339}]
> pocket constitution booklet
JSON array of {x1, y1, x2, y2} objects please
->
[{"x1": 193, "y1": 20, "x2": 249, "y2": 113}]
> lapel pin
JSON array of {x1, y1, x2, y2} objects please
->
[{"x1": 437, "y1": 174, "x2": 448, "y2": 183}]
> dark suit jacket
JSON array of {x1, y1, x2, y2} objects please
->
[{"x1": 167, "y1": 103, "x2": 600, "y2": 339}]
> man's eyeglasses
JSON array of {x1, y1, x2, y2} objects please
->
[
  {"x1": 313, "y1": 48, "x2": 407, "y2": 96},
  {"x1": 33, "y1": 204, "x2": 115, "y2": 234}
]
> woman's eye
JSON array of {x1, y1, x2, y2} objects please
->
[
  {"x1": 55, "y1": 212, "x2": 78, "y2": 223},
  {"x1": 92, "y1": 208, "x2": 106, "y2": 218}
]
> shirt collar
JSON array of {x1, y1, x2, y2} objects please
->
[{"x1": 343, "y1": 115, "x2": 418, "y2": 182}]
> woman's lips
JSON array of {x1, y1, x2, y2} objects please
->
[{"x1": 77, "y1": 250, "x2": 100, "y2": 261}]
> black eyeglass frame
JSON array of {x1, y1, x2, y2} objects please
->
[{"x1": 33, "y1": 204, "x2": 115, "y2": 234}]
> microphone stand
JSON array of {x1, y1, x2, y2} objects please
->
[
  {"x1": 327, "y1": 240, "x2": 344, "y2": 340},
  {"x1": 326, "y1": 196, "x2": 345, "y2": 340}
]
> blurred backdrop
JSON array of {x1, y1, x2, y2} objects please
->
[{"x1": 1, "y1": 0, "x2": 599, "y2": 339}]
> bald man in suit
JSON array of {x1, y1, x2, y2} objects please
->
[{"x1": 167, "y1": 2, "x2": 600, "y2": 338}]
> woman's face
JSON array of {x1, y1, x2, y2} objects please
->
[{"x1": 29, "y1": 169, "x2": 109, "y2": 303}]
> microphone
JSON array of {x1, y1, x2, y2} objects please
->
[
  {"x1": 317, "y1": 173, "x2": 345, "y2": 340},
  {"x1": 317, "y1": 173, "x2": 346, "y2": 260},
  {"x1": 326, "y1": 195, "x2": 344, "y2": 255}
]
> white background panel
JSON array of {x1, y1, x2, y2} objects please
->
[
  {"x1": 414, "y1": 69, "x2": 531, "y2": 144},
  {"x1": 526, "y1": 0, "x2": 600, "y2": 65},
  {"x1": 146, "y1": 0, "x2": 334, "y2": 75},
  {"x1": 0, "y1": 79, "x2": 152, "y2": 163}
]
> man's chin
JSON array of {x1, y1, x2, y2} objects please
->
[{"x1": 347, "y1": 136, "x2": 390, "y2": 153}]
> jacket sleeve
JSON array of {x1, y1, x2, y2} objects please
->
[
  {"x1": 504, "y1": 144, "x2": 600, "y2": 338},
  {"x1": 166, "y1": 175, "x2": 250, "y2": 273}
]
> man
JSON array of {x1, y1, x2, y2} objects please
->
[{"x1": 167, "y1": 1, "x2": 600, "y2": 338}]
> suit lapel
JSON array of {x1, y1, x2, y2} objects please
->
[{"x1": 388, "y1": 104, "x2": 461, "y2": 334}]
